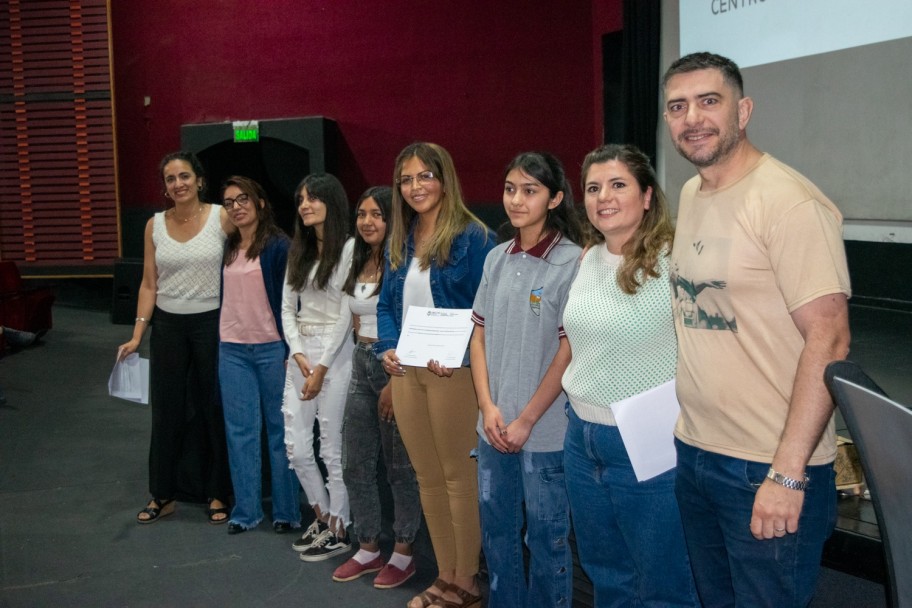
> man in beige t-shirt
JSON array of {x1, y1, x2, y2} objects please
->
[{"x1": 663, "y1": 52, "x2": 851, "y2": 607}]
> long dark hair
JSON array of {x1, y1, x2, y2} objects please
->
[
  {"x1": 580, "y1": 144, "x2": 674, "y2": 295},
  {"x1": 221, "y1": 175, "x2": 286, "y2": 266},
  {"x1": 503, "y1": 152, "x2": 583, "y2": 246},
  {"x1": 343, "y1": 186, "x2": 391, "y2": 297},
  {"x1": 286, "y1": 173, "x2": 350, "y2": 291}
]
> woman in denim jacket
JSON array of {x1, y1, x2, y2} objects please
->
[{"x1": 375, "y1": 142, "x2": 494, "y2": 608}]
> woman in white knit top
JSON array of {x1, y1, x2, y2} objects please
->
[
  {"x1": 118, "y1": 151, "x2": 235, "y2": 525},
  {"x1": 561, "y1": 144, "x2": 698, "y2": 607}
]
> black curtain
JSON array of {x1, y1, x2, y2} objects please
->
[
  {"x1": 603, "y1": 0, "x2": 661, "y2": 165},
  {"x1": 622, "y1": 0, "x2": 661, "y2": 163}
]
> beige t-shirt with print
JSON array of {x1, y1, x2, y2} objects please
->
[{"x1": 671, "y1": 154, "x2": 851, "y2": 466}]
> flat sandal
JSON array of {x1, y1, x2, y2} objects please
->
[
  {"x1": 429, "y1": 583, "x2": 482, "y2": 608},
  {"x1": 136, "y1": 497, "x2": 175, "y2": 524},
  {"x1": 408, "y1": 577, "x2": 448, "y2": 608}
]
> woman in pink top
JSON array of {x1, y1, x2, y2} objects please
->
[{"x1": 217, "y1": 175, "x2": 301, "y2": 535}]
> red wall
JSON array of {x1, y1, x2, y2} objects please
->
[{"x1": 111, "y1": 1, "x2": 622, "y2": 211}]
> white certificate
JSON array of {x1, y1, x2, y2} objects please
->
[
  {"x1": 612, "y1": 379, "x2": 680, "y2": 482},
  {"x1": 396, "y1": 306, "x2": 473, "y2": 368},
  {"x1": 108, "y1": 352, "x2": 150, "y2": 405}
]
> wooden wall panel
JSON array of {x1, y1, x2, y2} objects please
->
[{"x1": 0, "y1": 0, "x2": 119, "y2": 273}]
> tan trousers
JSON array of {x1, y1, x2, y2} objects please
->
[{"x1": 392, "y1": 366, "x2": 481, "y2": 577}]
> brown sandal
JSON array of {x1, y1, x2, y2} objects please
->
[
  {"x1": 429, "y1": 583, "x2": 482, "y2": 608},
  {"x1": 408, "y1": 577, "x2": 448, "y2": 608}
]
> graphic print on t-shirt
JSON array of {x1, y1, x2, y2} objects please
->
[
  {"x1": 670, "y1": 237, "x2": 737, "y2": 332},
  {"x1": 529, "y1": 287, "x2": 543, "y2": 316}
]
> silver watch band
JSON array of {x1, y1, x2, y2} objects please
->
[{"x1": 766, "y1": 467, "x2": 809, "y2": 491}]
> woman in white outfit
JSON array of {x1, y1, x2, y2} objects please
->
[{"x1": 281, "y1": 173, "x2": 355, "y2": 562}]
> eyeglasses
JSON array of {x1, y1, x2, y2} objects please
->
[
  {"x1": 396, "y1": 170, "x2": 437, "y2": 188},
  {"x1": 222, "y1": 193, "x2": 252, "y2": 209}
]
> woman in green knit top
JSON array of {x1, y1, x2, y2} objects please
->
[{"x1": 561, "y1": 144, "x2": 698, "y2": 607}]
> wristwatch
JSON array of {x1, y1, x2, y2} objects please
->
[{"x1": 766, "y1": 467, "x2": 809, "y2": 491}]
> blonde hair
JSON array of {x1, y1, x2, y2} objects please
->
[{"x1": 388, "y1": 142, "x2": 487, "y2": 270}]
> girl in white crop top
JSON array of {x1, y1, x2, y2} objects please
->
[{"x1": 331, "y1": 187, "x2": 421, "y2": 588}]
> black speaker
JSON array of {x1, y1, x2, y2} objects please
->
[{"x1": 111, "y1": 258, "x2": 144, "y2": 325}]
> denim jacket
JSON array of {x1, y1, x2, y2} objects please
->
[{"x1": 375, "y1": 221, "x2": 495, "y2": 365}]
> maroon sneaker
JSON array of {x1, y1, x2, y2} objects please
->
[
  {"x1": 332, "y1": 555, "x2": 385, "y2": 582},
  {"x1": 373, "y1": 560, "x2": 416, "y2": 589}
]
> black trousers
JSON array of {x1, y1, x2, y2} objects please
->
[{"x1": 148, "y1": 306, "x2": 231, "y2": 502}]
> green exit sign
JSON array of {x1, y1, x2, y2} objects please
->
[{"x1": 232, "y1": 120, "x2": 259, "y2": 143}]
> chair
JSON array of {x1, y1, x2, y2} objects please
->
[
  {"x1": 825, "y1": 360, "x2": 912, "y2": 608},
  {"x1": 0, "y1": 261, "x2": 55, "y2": 343}
]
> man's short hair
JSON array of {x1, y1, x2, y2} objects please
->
[{"x1": 662, "y1": 52, "x2": 744, "y2": 97}]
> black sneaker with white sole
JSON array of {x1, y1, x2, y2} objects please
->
[
  {"x1": 298, "y1": 529, "x2": 351, "y2": 562},
  {"x1": 292, "y1": 519, "x2": 328, "y2": 552}
]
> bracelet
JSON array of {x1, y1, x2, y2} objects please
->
[
  {"x1": 766, "y1": 467, "x2": 809, "y2": 491},
  {"x1": 135, "y1": 317, "x2": 149, "y2": 324}
]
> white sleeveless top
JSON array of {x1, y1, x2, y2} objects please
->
[
  {"x1": 350, "y1": 282, "x2": 379, "y2": 340},
  {"x1": 153, "y1": 204, "x2": 226, "y2": 314}
]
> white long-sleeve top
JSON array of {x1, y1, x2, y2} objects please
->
[{"x1": 281, "y1": 238, "x2": 355, "y2": 368}]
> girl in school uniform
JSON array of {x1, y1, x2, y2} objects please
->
[{"x1": 469, "y1": 152, "x2": 583, "y2": 608}]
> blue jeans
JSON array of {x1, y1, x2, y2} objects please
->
[
  {"x1": 564, "y1": 407, "x2": 698, "y2": 608},
  {"x1": 342, "y1": 342, "x2": 421, "y2": 544},
  {"x1": 477, "y1": 439, "x2": 572, "y2": 608},
  {"x1": 674, "y1": 439, "x2": 837, "y2": 608},
  {"x1": 219, "y1": 341, "x2": 301, "y2": 529}
]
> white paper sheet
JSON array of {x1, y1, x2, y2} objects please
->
[
  {"x1": 108, "y1": 352, "x2": 150, "y2": 404},
  {"x1": 611, "y1": 379, "x2": 680, "y2": 482},
  {"x1": 395, "y1": 306, "x2": 473, "y2": 368}
]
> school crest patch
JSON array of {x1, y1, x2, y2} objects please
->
[{"x1": 529, "y1": 287, "x2": 543, "y2": 316}]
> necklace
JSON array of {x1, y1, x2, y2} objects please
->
[
  {"x1": 169, "y1": 204, "x2": 203, "y2": 224},
  {"x1": 359, "y1": 262, "x2": 379, "y2": 292}
]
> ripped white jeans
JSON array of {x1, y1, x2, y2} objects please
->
[{"x1": 282, "y1": 326, "x2": 353, "y2": 527}]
